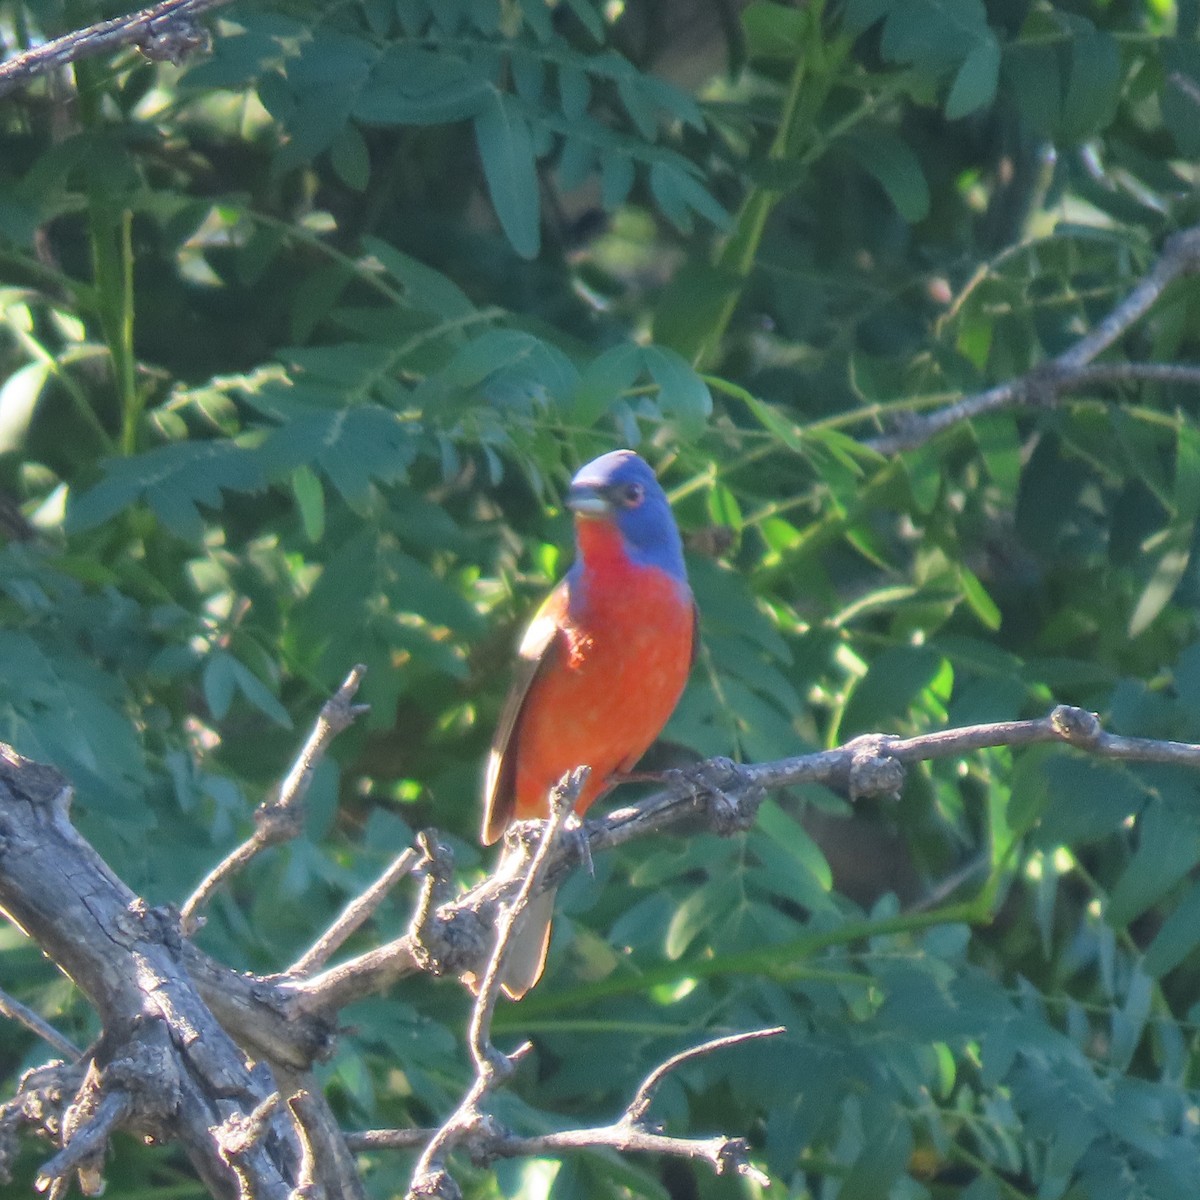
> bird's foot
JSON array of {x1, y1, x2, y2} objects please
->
[
  {"x1": 561, "y1": 814, "x2": 594, "y2": 877},
  {"x1": 664, "y1": 757, "x2": 759, "y2": 835}
]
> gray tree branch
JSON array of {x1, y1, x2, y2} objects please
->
[
  {"x1": 0, "y1": 0, "x2": 228, "y2": 100},
  {"x1": 180, "y1": 663, "x2": 369, "y2": 935},
  {"x1": 5, "y1": 700, "x2": 1200, "y2": 1196},
  {"x1": 867, "y1": 223, "x2": 1200, "y2": 454}
]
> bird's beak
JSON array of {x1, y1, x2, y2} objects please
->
[{"x1": 566, "y1": 483, "x2": 612, "y2": 516}]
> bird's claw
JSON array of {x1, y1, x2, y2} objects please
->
[
  {"x1": 565, "y1": 815, "x2": 595, "y2": 877},
  {"x1": 665, "y1": 757, "x2": 757, "y2": 835}
]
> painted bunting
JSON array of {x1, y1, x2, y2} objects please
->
[{"x1": 483, "y1": 449, "x2": 697, "y2": 998}]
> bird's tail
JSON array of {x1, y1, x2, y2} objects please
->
[{"x1": 499, "y1": 887, "x2": 555, "y2": 1000}]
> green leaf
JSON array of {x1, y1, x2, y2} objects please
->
[
  {"x1": 1128, "y1": 522, "x2": 1192, "y2": 637},
  {"x1": 292, "y1": 465, "x2": 325, "y2": 542},
  {"x1": 474, "y1": 92, "x2": 541, "y2": 259},
  {"x1": 569, "y1": 343, "x2": 645, "y2": 426},
  {"x1": 1060, "y1": 31, "x2": 1121, "y2": 141},
  {"x1": 958, "y1": 565, "x2": 1002, "y2": 631},
  {"x1": 842, "y1": 0, "x2": 893, "y2": 36},
  {"x1": 665, "y1": 875, "x2": 741, "y2": 959},
  {"x1": 277, "y1": 88, "x2": 358, "y2": 172},
  {"x1": 360, "y1": 237, "x2": 476, "y2": 319},
  {"x1": 876, "y1": 0, "x2": 991, "y2": 74},
  {"x1": 1145, "y1": 877, "x2": 1200, "y2": 976},
  {"x1": 600, "y1": 150, "x2": 635, "y2": 209},
  {"x1": 0, "y1": 360, "x2": 50, "y2": 452},
  {"x1": 329, "y1": 124, "x2": 371, "y2": 191},
  {"x1": 203, "y1": 650, "x2": 238, "y2": 720},
  {"x1": 843, "y1": 130, "x2": 930, "y2": 223},
  {"x1": 561, "y1": 0, "x2": 604, "y2": 41},
  {"x1": 945, "y1": 35, "x2": 1000, "y2": 119},
  {"x1": 714, "y1": 377, "x2": 805, "y2": 452},
  {"x1": 840, "y1": 1097, "x2": 914, "y2": 1200},
  {"x1": 1162, "y1": 41, "x2": 1200, "y2": 156},
  {"x1": 653, "y1": 263, "x2": 741, "y2": 358},
  {"x1": 648, "y1": 161, "x2": 731, "y2": 234},
  {"x1": 755, "y1": 798, "x2": 832, "y2": 891},
  {"x1": 262, "y1": 406, "x2": 417, "y2": 511},
  {"x1": 841, "y1": 645, "x2": 945, "y2": 734},
  {"x1": 1175, "y1": 421, "x2": 1200, "y2": 521},
  {"x1": 1107, "y1": 800, "x2": 1200, "y2": 928},
  {"x1": 742, "y1": 1, "x2": 809, "y2": 58},
  {"x1": 67, "y1": 442, "x2": 267, "y2": 540},
  {"x1": 557, "y1": 64, "x2": 590, "y2": 121},
  {"x1": 1035, "y1": 757, "x2": 1150, "y2": 848},
  {"x1": 642, "y1": 346, "x2": 712, "y2": 435},
  {"x1": 1002, "y1": 40, "x2": 1062, "y2": 137},
  {"x1": 355, "y1": 47, "x2": 490, "y2": 125}
]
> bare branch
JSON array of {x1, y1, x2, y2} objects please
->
[
  {"x1": 0, "y1": 746, "x2": 297, "y2": 1198},
  {"x1": 470, "y1": 770, "x2": 587, "y2": 1068},
  {"x1": 511, "y1": 1123, "x2": 768, "y2": 1186},
  {"x1": 0, "y1": 986, "x2": 80, "y2": 1061},
  {"x1": 212, "y1": 1093, "x2": 286, "y2": 1200},
  {"x1": 289, "y1": 847, "x2": 421, "y2": 978},
  {"x1": 347, "y1": 1028, "x2": 782, "y2": 1189},
  {"x1": 286, "y1": 1090, "x2": 337, "y2": 1200},
  {"x1": 349, "y1": 1123, "x2": 767, "y2": 1183},
  {"x1": 180, "y1": 665, "x2": 369, "y2": 935},
  {"x1": 0, "y1": 1059, "x2": 85, "y2": 1178},
  {"x1": 36, "y1": 1090, "x2": 130, "y2": 1196},
  {"x1": 405, "y1": 769, "x2": 588, "y2": 1200},
  {"x1": 11, "y1": 698, "x2": 1200, "y2": 1198},
  {"x1": 282, "y1": 703, "x2": 1200, "y2": 1026},
  {"x1": 286, "y1": 934, "x2": 424, "y2": 1019},
  {"x1": 624, "y1": 1027, "x2": 785, "y2": 1124},
  {"x1": 0, "y1": 0, "x2": 229, "y2": 100},
  {"x1": 868, "y1": 224, "x2": 1200, "y2": 454}
]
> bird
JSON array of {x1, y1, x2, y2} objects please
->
[{"x1": 482, "y1": 449, "x2": 697, "y2": 998}]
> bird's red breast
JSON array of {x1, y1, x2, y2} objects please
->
[
  {"x1": 484, "y1": 519, "x2": 694, "y2": 841},
  {"x1": 484, "y1": 509, "x2": 696, "y2": 842}
]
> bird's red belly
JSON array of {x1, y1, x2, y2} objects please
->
[{"x1": 511, "y1": 577, "x2": 692, "y2": 820}]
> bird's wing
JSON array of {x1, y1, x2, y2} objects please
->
[{"x1": 481, "y1": 580, "x2": 568, "y2": 844}]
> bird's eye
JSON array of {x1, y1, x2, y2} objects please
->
[{"x1": 620, "y1": 482, "x2": 645, "y2": 507}]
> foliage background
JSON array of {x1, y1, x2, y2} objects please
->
[{"x1": 4, "y1": 0, "x2": 1200, "y2": 1197}]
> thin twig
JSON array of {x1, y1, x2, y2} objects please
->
[
  {"x1": 1065, "y1": 361, "x2": 1200, "y2": 389},
  {"x1": 625, "y1": 1026, "x2": 784, "y2": 1124},
  {"x1": 405, "y1": 769, "x2": 588, "y2": 1200},
  {"x1": 350, "y1": 1122, "x2": 768, "y2": 1182},
  {"x1": 0, "y1": 0, "x2": 229, "y2": 100},
  {"x1": 469, "y1": 772, "x2": 586, "y2": 1068},
  {"x1": 35, "y1": 1090, "x2": 130, "y2": 1193},
  {"x1": 288, "y1": 934, "x2": 423, "y2": 1018},
  {"x1": 180, "y1": 665, "x2": 369, "y2": 935},
  {"x1": 348, "y1": 1028, "x2": 782, "y2": 1187},
  {"x1": 213, "y1": 1091, "x2": 283, "y2": 1195},
  {"x1": 868, "y1": 224, "x2": 1200, "y2": 454},
  {"x1": 0, "y1": 986, "x2": 81, "y2": 1060},
  {"x1": 286, "y1": 1091, "x2": 323, "y2": 1200},
  {"x1": 289, "y1": 847, "x2": 421, "y2": 977}
]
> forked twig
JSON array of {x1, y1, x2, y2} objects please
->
[
  {"x1": 289, "y1": 846, "x2": 421, "y2": 977},
  {"x1": 348, "y1": 1027, "x2": 784, "y2": 1187},
  {"x1": 868, "y1": 224, "x2": 1200, "y2": 454},
  {"x1": 180, "y1": 665, "x2": 369, "y2": 935}
]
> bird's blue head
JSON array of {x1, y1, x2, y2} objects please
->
[{"x1": 566, "y1": 450, "x2": 687, "y2": 582}]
